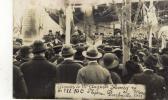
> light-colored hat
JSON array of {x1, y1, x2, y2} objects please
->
[{"x1": 82, "y1": 46, "x2": 102, "y2": 59}]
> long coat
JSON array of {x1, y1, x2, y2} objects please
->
[
  {"x1": 129, "y1": 69, "x2": 166, "y2": 100},
  {"x1": 13, "y1": 57, "x2": 30, "y2": 67},
  {"x1": 56, "y1": 59, "x2": 83, "y2": 83},
  {"x1": 108, "y1": 70, "x2": 122, "y2": 84},
  {"x1": 20, "y1": 55, "x2": 57, "y2": 99},
  {"x1": 76, "y1": 62, "x2": 113, "y2": 84},
  {"x1": 158, "y1": 67, "x2": 168, "y2": 98},
  {"x1": 13, "y1": 65, "x2": 28, "y2": 98}
]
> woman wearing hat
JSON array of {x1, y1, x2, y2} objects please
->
[
  {"x1": 76, "y1": 45, "x2": 113, "y2": 84},
  {"x1": 99, "y1": 53, "x2": 122, "y2": 84}
]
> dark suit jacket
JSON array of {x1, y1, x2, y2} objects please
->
[
  {"x1": 13, "y1": 58, "x2": 30, "y2": 67},
  {"x1": 20, "y1": 55, "x2": 57, "y2": 99},
  {"x1": 108, "y1": 70, "x2": 122, "y2": 84},
  {"x1": 129, "y1": 69, "x2": 166, "y2": 100},
  {"x1": 13, "y1": 65, "x2": 28, "y2": 98},
  {"x1": 56, "y1": 59, "x2": 83, "y2": 83},
  {"x1": 158, "y1": 67, "x2": 168, "y2": 98}
]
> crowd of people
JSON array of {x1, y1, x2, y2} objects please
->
[{"x1": 13, "y1": 30, "x2": 168, "y2": 99}]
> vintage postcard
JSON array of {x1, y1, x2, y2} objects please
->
[{"x1": 13, "y1": 0, "x2": 168, "y2": 99}]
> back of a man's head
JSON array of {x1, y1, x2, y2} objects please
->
[
  {"x1": 32, "y1": 40, "x2": 46, "y2": 56},
  {"x1": 144, "y1": 55, "x2": 158, "y2": 70},
  {"x1": 61, "y1": 44, "x2": 76, "y2": 58}
]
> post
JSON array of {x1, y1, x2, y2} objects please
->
[
  {"x1": 161, "y1": 33, "x2": 166, "y2": 49},
  {"x1": 64, "y1": 0, "x2": 73, "y2": 44},
  {"x1": 82, "y1": 4, "x2": 94, "y2": 45},
  {"x1": 65, "y1": 6, "x2": 72, "y2": 44},
  {"x1": 122, "y1": 0, "x2": 132, "y2": 64},
  {"x1": 149, "y1": 25, "x2": 153, "y2": 48},
  {"x1": 148, "y1": 0, "x2": 158, "y2": 49}
]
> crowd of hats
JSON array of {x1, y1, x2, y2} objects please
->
[
  {"x1": 13, "y1": 37, "x2": 124, "y2": 65},
  {"x1": 14, "y1": 38, "x2": 121, "y2": 63},
  {"x1": 13, "y1": 38, "x2": 168, "y2": 87},
  {"x1": 13, "y1": 36, "x2": 168, "y2": 67},
  {"x1": 102, "y1": 36, "x2": 122, "y2": 46},
  {"x1": 13, "y1": 32, "x2": 168, "y2": 99}
]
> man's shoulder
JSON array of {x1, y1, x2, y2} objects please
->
[
  {"x1": 110, "y1": 71, "x2": 120, "y2": 77},
  {"x1": 47, "y1": 62, "x2": 57, "y2": 69},
  {"x1": 21, "y1": 59, "x2": 56, "y2": 69},
  {"x1": 153, "y1": 73, "x2": 165, "y2": 81},
  {"x1": 90, "y1": 64, "x2": 111, "y2": 76},
  {"x1": 59, "y1": 60, "x2": 83, "y2": 67},
  {"x1": 131, "y1": 72, "x2": 144, "y2": 79},
  {"x1": 13, "y1": 65, "x2": 22, "y2": 74},
  {"x1": 46, "y1": 60, "x2": 56, "y2": 66},
  {"x1": 98, "y1": 65, "x2": 110, "y2": 73},
  {"x1": 73, "y1": 62, "x2": 83, "y2": 68},
  {"x1": 78, "y1": 66, "x2": 87, "y2": 73},
  {"x1": 19, "y1": 60, "x2": 31, "y2": 68},
  {"x1": 13, "y1": 61, "x2": 22, "y2": 66}
]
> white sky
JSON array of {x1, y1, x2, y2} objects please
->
[{"x1": 14, "y1": 0, "x2": 166, "y2": 11}]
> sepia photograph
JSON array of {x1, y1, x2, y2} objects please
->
[{"x1": 13, "y1": 0, "x2": 168, "y2": 99}]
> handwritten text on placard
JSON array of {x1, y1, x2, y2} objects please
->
[{"x1": 55, "y1": 84, "x2": 145, "y2": 99}]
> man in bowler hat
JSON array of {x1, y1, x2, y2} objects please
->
[
  {"x1": 99, "y1": 53, "x2": 122, "y2": 84},
  {"x1": 20, "y1": 40, "x2": 57, "y2": 99},
  {"x1": 56, "y1": 44, "x2": 83, "y2": 83}
]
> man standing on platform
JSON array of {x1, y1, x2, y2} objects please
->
[
  {"x1": 56, "y1": 44, "x2": 83, "y2": 83},
  {"x1": 76, "y1": 45, "x2": 113, "y2": 84}
]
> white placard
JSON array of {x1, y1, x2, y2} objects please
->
[{"x1": 55, "y1": 84, "x2": 145, "y2": 99}]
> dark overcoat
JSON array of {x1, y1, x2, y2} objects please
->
[
  {"x1": 20, "y1": 55, "x2": 57, "y2": 99},
  {"x1": 13, "y1": 65, "x2": 28, "y2": 98},
  {"x1": 129, "y1": 70, "x2": 167, "y2": 100},
  {"x1": 56, "y1": 59, "x2": 83, "y2": 83}
]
